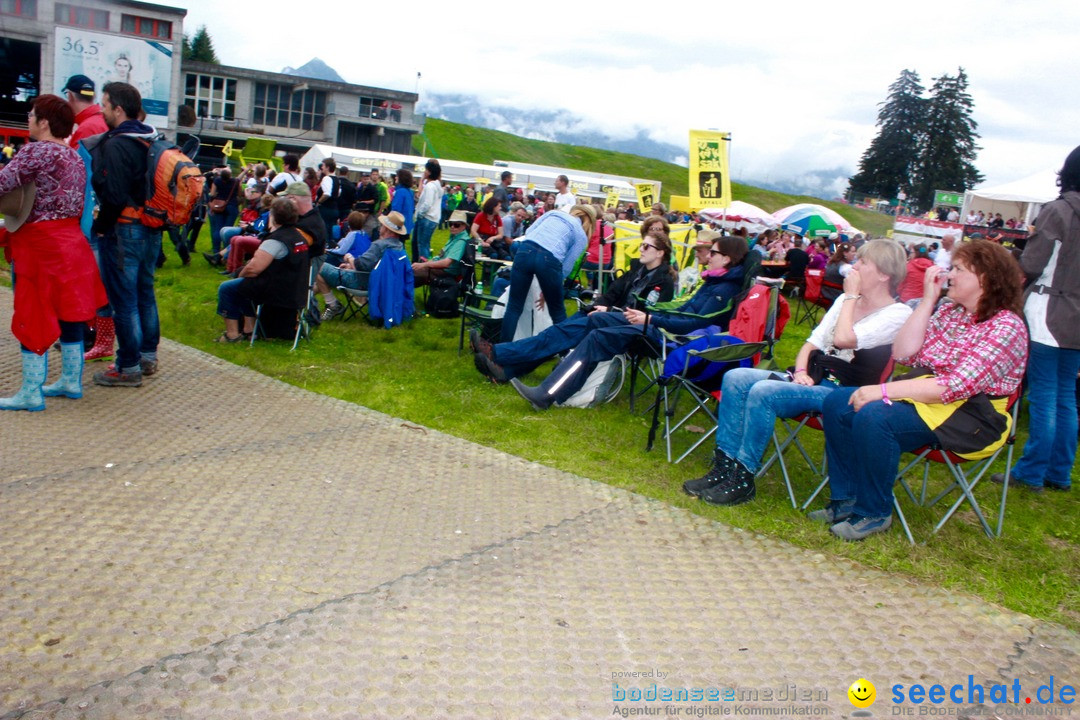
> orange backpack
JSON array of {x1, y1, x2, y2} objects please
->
[{"x1": 126, "y1": 136, "x2": 206, "y2": 228}]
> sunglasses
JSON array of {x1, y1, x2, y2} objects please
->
[
  {"x1": 640, "y1": 243, "x2": 659, "y2": 252},
  {"x1": 709, "y1": 249, "x2": 724, "y2": 257}
]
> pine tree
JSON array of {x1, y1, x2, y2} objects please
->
[
  {"x1": 848, "y1": 69, "x2": 926, "y2": 202},
  {"x1": 184, "y1": 26, "x2": 220, "y2": 64},
  {"x1": 911, "y1": 68, "x2": 983, "y2": 212}
]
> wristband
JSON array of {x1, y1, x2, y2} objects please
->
[
  {"x1": 794, "y1": 368, "x2": 807, "y2": 375},
  {"x1": 881, "y1": 383, "x2": 893, "y2": 406}
]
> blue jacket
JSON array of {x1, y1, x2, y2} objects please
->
[
  {"x1": 390, "y1": 184, "x2": 415, "y2": 235},
  {"x1": 368, "y1": 248, "x2": 415, "y2": 329},
  {"x1": 653, "y1": 265, "x2": 744, "y2": 335}
]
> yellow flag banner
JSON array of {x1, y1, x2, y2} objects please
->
[
  {"x1": 612, "y1": 221, "x2": 697, "y2": 275},
  {"x1": 221, "y1": 139, "x2": 234, "y2": 158},
  {"x1": 605, "y1": 190, "x2": 620, "y2": 209},
  {"x1": 635, "y1": 183, "x2": 657, "y2": 213},
  {"x1": 689, "y1": 130, "x2": 731, "y2": 210}
]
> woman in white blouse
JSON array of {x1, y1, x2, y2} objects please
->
[{"x1": 683, "y1": 239, "x2": 912, "y2": 506}]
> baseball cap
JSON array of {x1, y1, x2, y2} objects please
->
[
  {"x1": 283, "y1": 182, "x2": 311, "y2": 197},
  {"x1": 64, "y1": 74, "x2": 95, "y2": 98}
]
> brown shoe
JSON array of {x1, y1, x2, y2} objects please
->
[
  {"x1": 474, "y1": 352, "x2": 508, "y2": 384},
  {"x1": 469, "y1": 329, "x2": 494, "y2": 361}
]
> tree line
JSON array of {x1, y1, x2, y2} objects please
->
[{"x1": 848, "y1": 68, "x2": 982, "y2": 213}]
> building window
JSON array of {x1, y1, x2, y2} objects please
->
[
  {"x1": 121, "y1": 13, "x2": 172, "y2": 39},
  {"x1": 184, "y1": 73, "x2": 237, "y2": 121},
  {"x1": 253, "y1": 82, "x2": 325, "y2": 133},
  {"x1": 0, "y1": 0, "x2": 37, "y2": 18},
  {"x1": 55, "y1": 3, "x2": 108, "y2": 28}
]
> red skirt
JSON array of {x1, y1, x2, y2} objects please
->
[{"x1": 1, "y1": 218, "x2": 107, "y2": 355}]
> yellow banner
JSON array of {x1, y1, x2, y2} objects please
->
[
  {"x1": 635, "y1": 183, "x2": 657, "y2": 213},
  {"x1": 221, "y1": 139, "x2": 234, "y2": 158},
  {"x1": 689, "y1": 130, "x2": 731, "y2": 210},
  {"x1": 605, "y1": 190, "x2": 620, "y2": 209}
]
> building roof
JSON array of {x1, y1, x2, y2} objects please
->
[{"x1": 182, "y1": 60, "x2": 417, "y2": 102}]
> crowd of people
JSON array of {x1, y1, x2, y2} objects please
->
[{"x1": 1, "y1": 75, "x2": 1076, "y2": 542}]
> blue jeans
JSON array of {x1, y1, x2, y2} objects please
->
[
  {"x1": 714, "y1": 368, "x2": 838, "y2": 473},
  {"x1": 1011, "y1": 341, "x2": 1080, "y2": 489},
  {"x1": 494, "y1": 311, "x2": 639, "y2": 380},
  {"x1": 217, "y1": 278, "x2": 254, "y2": 320},
  {"x1": 87, "y1": 233, "x2": 113, "y2": 319},
  {"x1": 413, "y1": 217, "x2": 437, "y2": 260},
  {"x1": 98, "y1": 224, "x2": 162, "y2": 372},
  {"x1": 821, "y1": 387, "x2": 938, "y2": 518},
  {"x1": 501, "y1": 241, "x2": 566, "y2": 343},
  {"x1": 208, "y1": 205, "x2": 239, "y2": 253}
]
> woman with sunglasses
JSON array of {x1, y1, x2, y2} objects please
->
[{"x1": 473, "y1": 235, "x2": 748, "y2": 410}]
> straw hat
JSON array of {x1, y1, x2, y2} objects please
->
[
  {"x1": 447, "y1": 209, "x2": 468, "y2": 224},
  {"x1": 378, "y1": 211, "x2": 408, "y2": 235},
  {"x1": 696, "y1": 228, "x2": 722, "y2": 246},
  {"x1": 0, "y1": 182, "x2": 36, "y2": 233}
]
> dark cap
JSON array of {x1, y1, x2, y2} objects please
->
[{"x1": 64, "y1": 74, "x2": 95, "y2": 98}]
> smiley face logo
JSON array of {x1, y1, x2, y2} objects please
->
[{"x1": 848, "y1": 678, "x2": 876, "y2": 708}]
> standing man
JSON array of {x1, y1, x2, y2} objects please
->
[
  {"x1": 316, "y1": 157, "x2": 340, "y2": 238},
  {"x1": 335, "y1": 166, "x2": 356, "y2": 221},
  {"x1": 64, "y1": 74, "x2": 108, "y2": 147},
  {"x1": 89, "y1": 82, "x2": 161, "y2": 387},
  {"x1": 493, "y1": 170, "x2": 513, "y2": 215},
  {"x1": 935, "y1": 233, "x2": 956, "y2": 270},
  {"x1": 267, "y1": 154, "x2": 303, "y2": 195},
  {"x1": 553, "y1": 174, "x2": 576, "y2": 211},
  {"x1": 354, "y1": 171, "x2": 378, "y2": 214},
  {"x1": 371, "y1": 169, "x2": 390, "y2": 213}
]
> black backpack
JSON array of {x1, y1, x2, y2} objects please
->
[{"x1": 426, "y1": 275, "x2": 460, "y2": 318}]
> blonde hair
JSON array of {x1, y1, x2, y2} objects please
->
[
  {"x1": 857, "y1": 239, "x2": 908, "y2": 296},
  {"x1": 569, "y1": 204, "x2": 597, "y2": 238}
]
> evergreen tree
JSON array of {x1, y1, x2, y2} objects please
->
[
  {"x1": 911, "y1": 68, "x2": 983, "y2": 212},
  {"x1": 184, "y1": 26, "x2": 220, "y2": 64},
  {"x1": 848, "y1": 69, "x2": 926, "y2": 202}
]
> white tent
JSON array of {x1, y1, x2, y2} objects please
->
[{"x1": 961, "y1": 170, "x2": 1058, "y2": 227}]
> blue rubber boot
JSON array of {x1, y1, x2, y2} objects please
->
[
  {"x1": 0, "y1": 350, "x2": 48, "y2": 412},
  {"x1": 42, "y1": 342, "x2": 85, "y2": 399}
]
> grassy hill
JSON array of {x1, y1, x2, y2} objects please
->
[{"x1": 414, "y1": 117, "x2": 893, "y2": 236}]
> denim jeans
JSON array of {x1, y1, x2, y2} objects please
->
[
  {"x1": 1011, "y1": 341, "x2": 1080, "y2": 489},
  {"x1": 494, "y1": 310, "x2": 637, "y2": 379},
  {"x1": 87, "y1": 233, "x2": 113, "y2": 319},
  {"x1": 217, "y1": 277, "x2": 254, "y2": 320},
  {"x1": 501, "y1": 241, "x2": 566, "y2": 343},
  {"x1": 714, "y1": 368, "x2": 837, "y2": 473},
  {"x1": 821, "y1": 387, "x2": 937, "y2": 518},
  {"x1": 208, "y1": 205, "x2": 238, "y2": 253},
  {"x1": 98, "y1": 224, "x2": 162, "y2": 372},
  {"x1": 413, "y1": 217, "x2": 437, "y2": 260}
]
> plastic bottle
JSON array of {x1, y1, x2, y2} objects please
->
[
  {"x1": 475, "y1": 280, "x2": 484, "y2": 296},
  {"x1": 646, "y1": 285, "x2": 661, "y2": 306}
]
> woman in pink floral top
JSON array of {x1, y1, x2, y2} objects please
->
[
  {"x1": 811, "y1": 240, "x2": 1027, "y2": 540},
  {"x1": 0, "y1": 94, "x2": 106, "y2": 411}
]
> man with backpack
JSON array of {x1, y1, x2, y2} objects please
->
[
  {"x1": 316, "y1": 158, "x2": 340, "y2": 238},
  {"x1": 335, "y1": 166, "x2": 357, "y2": 221},
  {"x1": 88, "y1": 82, "x2": 163, "y2": 387}
]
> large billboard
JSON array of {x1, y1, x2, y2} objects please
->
[{"x1": 53, "y1": 27, "x2": 173, "y2": 128}]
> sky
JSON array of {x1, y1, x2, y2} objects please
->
[{"x1": 177, "y1": 0, "x2": 1079, "y2": 198}]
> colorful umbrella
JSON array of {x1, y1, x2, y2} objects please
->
[
  {"x1": 698, "y1": 202, "x2": 777, "y2": 226},
  {"x1": 776, "y1": 207, "x2": 837, "y2": 238},
  {"x1": 772, "y1": 203, "x2": 853, "y2": 231}
]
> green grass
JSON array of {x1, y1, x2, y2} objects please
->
[
  {"x1": 137, "y1": 221, "x2": 1080, "y2": 632},
  {"x1": 415, "y1": 117, "x2": 895, "y2": 237}
]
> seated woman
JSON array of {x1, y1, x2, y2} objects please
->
[
  {"x1": 214, "y1": 198, "x2": 311, "y2": 342},
  {"x1": 682, "y1": 239, "x2": 911, "y2": 506},
  {"x1": 812, "y1": 240, "x2": 1028, "y2": 540},
  {"x1": 316, "y1": 211, "x2": 409, "y2": 320},
  {"x1": 822, "y1": 242, "x2": 856, "y2": 302},
  {"x1": 473, "y1": 236, "x2": 747, "y2": 410},
  {"x1": 473, "y1": 196, "x2": 509, "y2": 260}
]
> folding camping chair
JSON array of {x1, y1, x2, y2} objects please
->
[
  {"x1": 793, "y1": 269, "x2": 825, "y2": 325},
  {"x1": 250, "y1": 262, "x2": 317, "y2": 351},
  {"x1": 646, "y1": 281, "x2": 790, "y2": 463},
  {"x1": 457, "y1": 242, "x2": 507, "y2": 354},
  {"x1": 757, "y1": 351, "x2": 895, "y2": 509},
  {"x1": 891, "y1": 389, "x2": 1022, "y2": 544}
]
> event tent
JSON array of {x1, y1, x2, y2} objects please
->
[{"x1": 961, "y1": 170, "x2": 1058, "y2": 227}]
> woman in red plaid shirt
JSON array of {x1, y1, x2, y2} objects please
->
[{"x1": 811, "y1": 240, "x2": 1028, "y2": 541}]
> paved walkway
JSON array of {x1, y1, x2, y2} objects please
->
[{"x1": 0, "y1": 290, "x2": 1076, "y2": 719}]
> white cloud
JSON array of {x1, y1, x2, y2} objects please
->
[{"x1": 182, "y1": 0, "x2": 1080, "y2": 192}]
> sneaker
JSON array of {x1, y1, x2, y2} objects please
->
[
  {"x1": 701, "y1": 465, "x2": 756, "y2": 506},
  {"x1": 140, "y1": 359, "x2": 158, "y2": 377},
  {"x1": 990, "y1": 473, "x2": 1043, "y2": 492},
  {"x1": 807, "y1": 499, "x2": 856, "y2": 524},
  {"x1": 320, "y1": 302, "x2": 344, "y2": 322},
  {"x1": 830, "y1": 514, "x2": 892, "y2": 541},
  {"x1": 93, "y1": 367, "x2": 143, "y2": 388}
]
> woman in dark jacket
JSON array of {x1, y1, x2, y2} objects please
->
[{"x1": 473, "y1": 235, "x2": 748, "y2": 410}]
